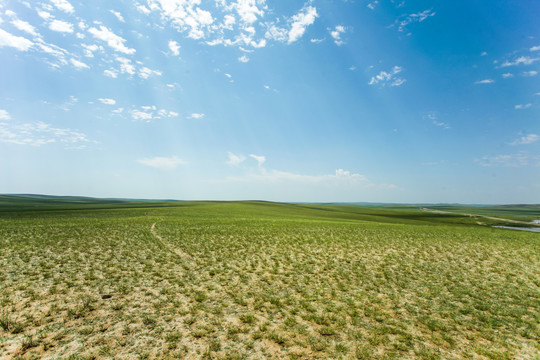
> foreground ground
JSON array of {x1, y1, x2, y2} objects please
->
[{"x1": 0, "y1": 196, "x2": 539, "y2": 359}]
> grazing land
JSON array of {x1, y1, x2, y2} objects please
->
[{"x1": 0, "y1": 196, "x2": 538, "y2": 359}]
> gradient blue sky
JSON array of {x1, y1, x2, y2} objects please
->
[{"x1": 0, "y1": 0, "x2": 539, "y2": 203}]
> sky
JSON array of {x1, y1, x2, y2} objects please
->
[{"x1": 0, "y1": 0, "x2": 539, "y2": 204}]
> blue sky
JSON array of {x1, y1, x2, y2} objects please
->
[{"x1": 0, "y1": 0, "x2": 539, "y2": 203}]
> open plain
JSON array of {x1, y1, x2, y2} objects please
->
[{"x1": 0, "y1": 196, "x2": 538, "y2": 359}]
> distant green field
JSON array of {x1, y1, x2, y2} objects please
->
[{"x1": 0, "y1": 196, "x2": 538, "y2": 359}]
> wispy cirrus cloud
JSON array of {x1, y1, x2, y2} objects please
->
[
  {"x1": 130, "y1": 106, "x2": 178, "y2": 122},
  {"x1": 0, "y1": 120, "x2": 89, "y2": 147},
  {"x1": 138, "y1": 156, "x2": 186, "y2": 170},
  {"x1": 394, "y1": 9, "x2": 436, "y2": 33},
  {"x1": 88, "y1": 25, "x2": 135, "y2": 55},
  {"x1": 510, "y1": 134, "x2": 539, "y2": 145},
  {"x1": 369, "y1": 66, "x2": 406, "y2": 87},
  {"x1": 226, "y1": 152, "x2": 245, "y2": 166},
  {"x1": 425, "y1": 113, "x2": 450, "y2": 129},
  {"x1": 500, "y1": 56, "x2": 539, "y2": 67},
  {"x1": 110, "y1": 10, "x2": 125, "y2": 23},
  {"x1": 249, "y1": 154, "x2": 266, "y2": 167},
  {"x1": 70, "y1": 58, "x2": 89, "y2": 69},
  {"x1": 515, "y1": 103, "x2": 531, "y2": 110},
  {"x1": 223, "y1": 153, "x2": 396, "y2": 190},
  {"x1": 475, "y1": 152, "x2": 539, "y2": 167},
  {"x1": 474, "y1": 79, "x2": 494, "y2": 84}
]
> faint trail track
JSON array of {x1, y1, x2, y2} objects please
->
[
  {"x1": 151, "y1": 222, "x2": 193, "y2": 262},
  {"x1": 422, "y1": 208, "x2": 540, "y2": 227}
]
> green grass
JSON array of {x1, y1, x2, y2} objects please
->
[{"x1": 0, "y1": 197, "x2": 538, "y2": 359}]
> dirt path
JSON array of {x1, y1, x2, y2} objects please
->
[
  {"x1": 422, "y1": 208, "x2": 540, "y2": 227},
  {"x1": 150, "y1": 222, "x2": 193, "y2": 262}
]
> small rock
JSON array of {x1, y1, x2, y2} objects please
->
[{"x1": 101, "y1": 294, "x2": 113, "y2": 299}]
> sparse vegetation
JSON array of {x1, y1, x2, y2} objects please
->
[{"x1": 0, "y1": 197, "x2": 538, "y2": 359}]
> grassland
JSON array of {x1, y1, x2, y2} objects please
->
[{"x1": 0, "y1": 196, "x2": 538, "y2": 359}]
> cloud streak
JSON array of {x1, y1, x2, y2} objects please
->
[
  {"x1": 510, "y1": 134, "x2": 539, "y2": 145},
  {"x1": 138, "y1": 156, "x2": 186, "y2": 170},
  {"x1": 369, "y1": 66, "x2": 405, "y2": 87}
]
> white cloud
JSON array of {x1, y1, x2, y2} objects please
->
[
  {"x1": 238, "y1": 54, "x2": 249, "y2": 62},
  {"x1": 110, "y1": 10, "x2": 125, "y2": 22},
  {"x1": 34, "y1": 39, "x2": 71, "y2": 68},
  {"x1": 475, "y1": 152, "x2": 538, "y2": 167},
  {"x1": 168, "y1": 40, "x2": 180, "y2": 55},
  {"x1": 131, "y1": 106, "x2": 178, "y2": 121},
  {"x1": 502, "y1": 73, "x2": 514, "y2": 78},
  {"x1": 510, "y1": 134, "x2": 539, "y2": 145},
  {"x1": 136, "y1": 5, "x2": 151, "y2": 15},
  {"x1": 226, "y1": 152, "x2": 245, "y2": 166},
  {"x1": 522, "y1": 70, "x2": 538, "y2": 77},
  {"x1": 234, "y1": 0, "x2": 265, "y2": 24},
  {"x1": 148, "y1": 0, "x2": 214, "y2": 40},
  {"x1": 0, "y1": 109, "x2": 11, "y2": 120},
  {"x1": 424, "y1": 113, "x2": 450, "y2": 129},
  {"x1": 369, "y1": 66, "x2": 406, "y2": 87},
  {"x1": 81, "y1": 43, "x2": 103, "y2": 57},
  {"x1": 88, "y1": 25, "x2": 135, "y2": 54},
  {"x1": 481, "y1": 51, "x2": 487, "y2": 56},
  {"x1": 139, "y1": 66, "x2": 162, "y2": 79},
  {"x1": 116, "y1": 56, "x2": 135, "y2": 75},
  {"x1": 515, "y1": 103, "x2": 532, "y2": 109},
  {"x1": 131, "y1": 109, "x2": 154, "y2": 121},
  {"x1": 49, "y1": 19, "x2": 74, "y2": 33},
  {"x1": 395, "y1": 9, "x2": 436, "y2": 32},
  {"x1": 288, "y1": 5, "x2": 318, "y2": 44},
  {"x1": 138, "y1": 156, "x2": 186, "y2": 170},
  {"x1": 0, "y1": 28, "x2": 33, "y2": 51},
  {"x1": 0, "y1": 121, "x2": 88, "y2": 147},
  {"x1": 474, "y1": 79, "x2": 494, "y2": 84},
  {"x1": 11, "y1": 19, "x2": 38, "y2": 36},
  {"x1": 367, "y1": 1, "x2": 379, "y2": 10},
  {"x1": 70, "y1": 58, "x2": 89, "y2": 69},
  {"x1": 329, "y1": 25, "x2": 345, "y2": 46},
  {"x1": 37, "y1": 11, "x2": 52, "y2": 20},
  {"x1": 189, "y1": 113, "x2": 205, "y2": 119},
  {"x1": 433, "y1": 120, "x2": 450, "y2": 129},
  {"x1": 310, "y1": 38, "x2": 324, "y2": 44},
  {"x1": 227, "y1": 167, "x2": 375, "y2": 185},
  {"x1": 529, "y1": 45, "x2": 540, "y2": 51},
  {"x1": 265, "y1": 25, "x2": 288, "y2": 42},
  {"x1": 98, "y1": 98, "x2": 116, "y2": 105},
  {"x1": 50, "y1": 0, "x2": 74, "y2": 14},
  {"x1": 104, "y1": 69, "x2": 118, "y2": 78},
  {"x1": 249, "y1": 154, "x2": 266, "y2": 166},
  {"x1": 501, "y1": 56, "x2": 539, "y2": 67}
]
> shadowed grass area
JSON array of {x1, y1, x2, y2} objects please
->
[{"x1": 0, "y1": 197, "x2": 538, "y2": 359}]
